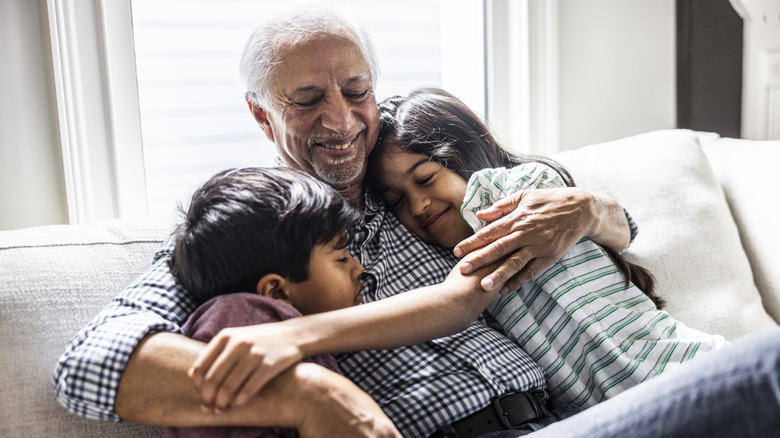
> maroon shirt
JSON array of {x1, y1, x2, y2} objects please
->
[{"x1": 166, "y1": 293, "x2": 341, "y2": 438}]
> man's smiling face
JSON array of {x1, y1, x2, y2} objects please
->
[{"x1": 263, "y1": 34, "x2": 379, "y2": 191}]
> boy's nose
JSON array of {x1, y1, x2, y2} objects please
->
[{"x1": 352, "y1": 256, "x2": 364, "y2": 277}]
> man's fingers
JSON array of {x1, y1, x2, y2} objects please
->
[
  {"x1": 455, "y1": 227, "x2": 496, "y2": 258},
  {"x1": 456, "y1": 201, "x2": 531, "y2": 258},
  {"x1": 474, "y1": 192, "x2": 527, "y2": 221},
  {"x1": 502, "y1": 258, "x2": 551, "y2": 293},
  {"x1": 459, "y1": 232, "x2": 517, "y2": 274},
  {"x1": 481, "y1": 247, "x2": 534, "y2": 292},
  {"x1": 454, "y1": 213, "x2": 511, "y2": 258}
]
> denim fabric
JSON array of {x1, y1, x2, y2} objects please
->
[{"x1": 481, "y1": 326, "x2": 780, "y2": 438}]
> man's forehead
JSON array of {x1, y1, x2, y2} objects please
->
[{"x1": 275, "y1": 35, "x2": 369, "y2": 79}]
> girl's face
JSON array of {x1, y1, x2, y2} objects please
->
[{"x1": 374, "y1": 146, "x2": 474, "y2": 248}]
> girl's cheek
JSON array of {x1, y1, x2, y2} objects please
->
[{"x1": 399, "y1": 211, "x2": 416, "y2": 230}]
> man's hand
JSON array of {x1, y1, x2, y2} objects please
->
[
  {"x1": 189, "y1": 322, "x2": 305, "y2": 411},
  {"x1": 295, "y1": 364, "x2": 402, "y2": 438},
  {"x1": 453, "y1": 187, "x2": 628, "y2": 294}
]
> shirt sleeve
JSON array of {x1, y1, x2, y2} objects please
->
[
  {"x1": 623, "y1": 207, "x2": 638, "y2": 250},
  {"x1": 51, "y1": 235, "x2": 198, "y2": 421}
]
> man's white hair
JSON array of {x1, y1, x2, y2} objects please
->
[{"x1": 239, "y1": 2, "x2": 379, "y2": 110}]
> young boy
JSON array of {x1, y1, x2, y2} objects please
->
[{"x1": 166, "y1": 166, "x2": 363, "y2": 438}]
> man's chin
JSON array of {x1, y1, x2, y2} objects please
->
[
  {"x1": 311, "y1": 151, "x2": 366, "y2": 186},
  {"x1": 315, "y1": 167, "x2": 365, "y2": 187}
]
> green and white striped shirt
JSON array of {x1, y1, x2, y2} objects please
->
[{"x1": 462, "y1": 163, "x2": 728, "y2": 408}]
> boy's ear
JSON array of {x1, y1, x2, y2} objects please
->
[
  {"x1": 256, "y1": 273, "x2": 290, "y2": 302},
  {"x1": 246, "y1": 96, "x2": 276, "y2": 143}
]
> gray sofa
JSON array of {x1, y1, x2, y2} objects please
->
[{"x1": 1, "y1": 130, "x2": 778, "y2": 437}]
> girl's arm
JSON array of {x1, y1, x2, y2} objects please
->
[{"x1": 188, "y1": 259, "x2": 498, "y2": 411}]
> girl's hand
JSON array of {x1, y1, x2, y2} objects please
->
[
  {"x1": 189, "y1": 322, "x2": 305, "y2": 411},
  {"x1": 453, "y1": 187, "x2": 607, "y2": 294}
]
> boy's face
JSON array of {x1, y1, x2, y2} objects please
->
[
  {"x1": 285, "y1": 237, "x2": 364, "y2": 315},
  {"x1": 374, "y1": 147, "x2": 474, "y2": 249}
]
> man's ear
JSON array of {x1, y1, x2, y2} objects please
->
[
  {"x1": 256, "y1": 273, "x2": 290, "y2": 302},
  {"x1": 247, "y1": 98, "x2": 276, "y2": 143}
]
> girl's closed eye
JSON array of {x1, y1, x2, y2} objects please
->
[{"x1": 416, "y1": 173, "x2": 435, "y2": 185}]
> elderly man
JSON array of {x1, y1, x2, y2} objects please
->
[{"x1": 54, "y1": 5, "x2": 780, "y2": 438}]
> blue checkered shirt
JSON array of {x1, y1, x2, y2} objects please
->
[{"x1": 53, "y1": 190, "x2": 634, "y2": 435}]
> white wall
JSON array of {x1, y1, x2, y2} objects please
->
[
  {"x1": 0, "y1": 0, "x2": 68, "y2": 230},
  {"x1": 557, "y1": 0, "x2": 676, "y2": 150}
]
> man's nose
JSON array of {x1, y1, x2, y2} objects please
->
[{"x1": 320, "y1": 95, "x2": 355, "y2": 134}]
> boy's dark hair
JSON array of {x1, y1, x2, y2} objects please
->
[
  {"x1": 371, "y1": 87, "x2": 663, "y2": 308},
  {"x1": 170, "y1": 167, "x2": 361, "y2": 305}
]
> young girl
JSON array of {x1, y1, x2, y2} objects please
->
[{"x1": 369, "y1": 87, "x2": 728, "y2": 408}]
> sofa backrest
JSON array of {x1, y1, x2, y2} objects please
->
[
  {"x1": 554, "y1": 129, "x2": 777, "y2": 340},
  {"x1": 0, "y1": 217, "x2": 173, "y2": 437}
]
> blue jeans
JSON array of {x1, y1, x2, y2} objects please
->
[{"x1": 480, "y1": 326, "x2": 780, "y2": 438}]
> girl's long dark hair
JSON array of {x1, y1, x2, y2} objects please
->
[{"x1": 371, "y1": 88, "x2": 662, "y2": 308}]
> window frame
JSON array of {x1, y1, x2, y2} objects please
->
[
  {"x1": 47, "y1": 0, "x2": 557, "y2": 222},
  {"x1": 46, "y1": 0, "x2": 147, "y2": 223}
]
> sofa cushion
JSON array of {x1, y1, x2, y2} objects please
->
[
  {"x1": 0, "y1": 217, "x2": 172, "y2": 437},
  {"x1": 553, "y1": 129, "x2": 776, "y2": 340},
  {"x1": 702, "y1": 135, "x2": 780, "y2": 323}
]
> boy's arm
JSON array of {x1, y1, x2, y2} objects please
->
[
  {"x1": 117, "y1": 333, "x2": 400, "y2": 437},
  {"x1": 189, "y1": 259, "x2": 498, "y2": 411},
  {"x1": 55, "y1": 238, "x2": 399, "y2": 436}
]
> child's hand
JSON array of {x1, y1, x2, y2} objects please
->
[{"x1": 189, "y1": 322, "x2": 305, "y2": 411}]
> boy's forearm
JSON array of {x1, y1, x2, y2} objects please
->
[
  {"x1": 292, "y1": 262, "x2": 497, "y2": 358},
  {"x1": 116, "y1": 332, "x2": 300, "y2": 427}
]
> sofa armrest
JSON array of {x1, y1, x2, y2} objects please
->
[
  {"x1": 703, "y1": 136, "x2": 780, "y2": 323},
  {"x1": 0, "y1": 217, "x2": 174, "y2": 437}
]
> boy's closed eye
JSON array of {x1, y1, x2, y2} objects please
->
[{"x1": 386, "y1": 194, "x2": 404, "y2": 209}]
